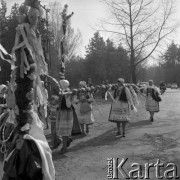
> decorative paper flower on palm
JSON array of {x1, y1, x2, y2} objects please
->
[
  {"x1": 6, "y1": 86, "x2": 19, "y2": 115},
  {"x1": 26, "y1": 89, "x2": 34, "y2": 101},
  {"x1": 10, "y1": 69, "x2": 17, "y2": 87},
  {"x1": 27, "y1": 64, "x2": 36, "y2": 80},
  {"x1": 6, "y1": 91, "x2": 16, "y2": 109}
]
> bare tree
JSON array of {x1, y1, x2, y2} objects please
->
[{"x1": 100, "y1": 0, "x2": 177, "y2": 83}]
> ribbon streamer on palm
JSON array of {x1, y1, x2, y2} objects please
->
[{"x1": 0, "y1": 43, "x2": 15, "y2": 70}]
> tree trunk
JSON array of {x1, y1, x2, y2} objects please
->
[
  {"x1": 132, "y1": 65, "x2": 136, "y2": 84},
  {"x1": 130, "y1": 61, "x2": 136, "y2": 83},
  {"x1": 129, "y1": 47, "x2": 137, "y2": 83},
  {"x1": 174, "y1": 62, "x2": 176, "y2": 83},
  {"x1": 129, "y1": 1, "x2": 136, "y2": 84}
]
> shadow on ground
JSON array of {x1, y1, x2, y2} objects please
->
[
  {"x1": 53, "y1": 119, "x2": 151, "y2": 160},
  {"x1": 129, "y1": 119, "x2": 152, "y2": 127}
]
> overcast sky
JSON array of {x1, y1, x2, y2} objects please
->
[{"x1": 3, "y1": 0, "x2": 180, "y2": 62}]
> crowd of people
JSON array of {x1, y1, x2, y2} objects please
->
[
  {"x1": 0, "y1": 78, "x2": 162, "y2": 143},
  {"x1": 0, "y1": 76, "x2": 162, "y2": 179},
  {"x1": 0, "y1": 0, "x2": 163, "y2": 179},
  {"x1": 0, "y1": 71, "x2": 162, "y2": 180}
]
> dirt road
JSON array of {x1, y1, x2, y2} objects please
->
[{"x1": 54, "y1": 89, "x2": 180, "y2": 180}]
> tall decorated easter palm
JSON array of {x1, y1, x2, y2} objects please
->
[
  {"x1": 1, "y1": 0, "x2": 55, "y2": 179},
  {"x1": 59, "y1": 4, "x2": 74, "y2": 80},
  {"x1": 12, "y1": 0, "x2": 48, "y2": 133}
]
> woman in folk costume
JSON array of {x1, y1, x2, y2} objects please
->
[
  {"x1": 1, "y1": 1, "x2": 55, "y2": 179},
  {"x1": 108, "y1": 78, "x2": 135, "y2": 137},
  {"x1": 144, "y1": 80, "x2": 161, "y2": 122},
  {"x1": 78, "y1": 86, "x2": 95, "y2": 135},
  {"x1": 71, "y1": 89, "x2": 82, "y2": 136},
  {"x1": 56, "y1": 79, "x2": 74, "y2": 154}
]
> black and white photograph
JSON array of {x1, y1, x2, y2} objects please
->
[{"x1": 0, "y1": 0, "x2": 180, "y2": 179}]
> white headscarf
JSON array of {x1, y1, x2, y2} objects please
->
[{"x1": 59, "y1": 79, "x2": 69, "y2": 90}]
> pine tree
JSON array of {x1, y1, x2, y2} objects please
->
[
  {"x1": 163, "y1": 42, "x2": 179, "y2": 83},
  {"x1": 85, "y1": 32, "x2": 106, "y2": 83}
]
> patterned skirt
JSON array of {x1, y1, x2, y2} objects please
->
[
  {"x1": 109, "y1": 100, "x2": 130, "y2": 123},
  {"x1": 71, "y1": 109, "x2": 82, "y2": 136},
  {"x1": 56, "y1": 109, "x2": 73, "y2": 137},
  {"x1": 146, "y1": 96, "x2": 159, "y2": 112}
]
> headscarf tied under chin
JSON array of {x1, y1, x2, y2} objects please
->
[
  {"x1": 59, "y1": 80, "x2": 71, "y2": 108},
  {"x1": 59, "y1": 79, "x2": 69, "y2": 90},
  {"x1": 117, "y1": 78, "x2": 125, "y2": 85}
]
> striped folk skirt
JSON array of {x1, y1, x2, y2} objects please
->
[
  {"x1": 56, "y1": 109, "x2": 73, "y2": 137},
  {"x1": 71, "y1": 108, "x2": 82, "y2": 136}
]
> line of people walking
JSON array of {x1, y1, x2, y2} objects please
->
[
  {"x1": 0, "y1": 77, "x2": 161, "y2": 179},
  {"x1": 44, "y1": 77, "x2": 162, "y2": 153},
  {"x1": 47, "y1": 79, "x2": 95, "y2": 154}
]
